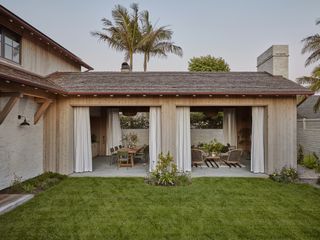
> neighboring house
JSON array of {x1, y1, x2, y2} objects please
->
[
  {"x1": 297, "y1": 96, "x2": 320, "y2": 156},
  {"x1": 0, "y1": 5, "x2": 313, "y2": 190}
]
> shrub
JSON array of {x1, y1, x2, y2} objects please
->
[
  {"x1": 297, "y1": 144, "x2": 304, "y2": 164},
  {"x1": 269, "y1": 167, "x2": 299, "y2": 183},
  {"x1": 8, "y1": 172, "x2": 67, "y2": 194},
  {"x1": 22, "y1": 183, "x2": 36, "y2": 193},
  {"x1": 302, "y1": 154, "x2": 318, "y2": 169},
  {"x1": 146, "y1": 152, "x2": 191, "y2": 186}
]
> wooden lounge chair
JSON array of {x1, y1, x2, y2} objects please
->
[
  {"x1": 224, "y1": 149, "x2": 242, "y2": 168},
  {"x1": 191, "y1": 149, "x2": 206, "y2": 168}
]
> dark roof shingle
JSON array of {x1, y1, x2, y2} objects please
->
[
  {"x1": 298, "y1": 96, "x2": 320, "y2": 119},
  {"x1": 47, "y1": 71, "x2": 313, "y2": 96}
]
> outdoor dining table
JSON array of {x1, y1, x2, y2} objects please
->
[{"x1": 119, "y1": 146, "x2": 144, "y2": 167}]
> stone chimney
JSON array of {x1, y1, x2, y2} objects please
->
[
  {"x1": 121, "y1": 62, "x2": 130, "y2": 72},
  {"x1": 257, "y1": 45, "x2": 289, "y2": 79}
]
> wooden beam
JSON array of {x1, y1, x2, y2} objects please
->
[
  {"x1": 34, "y1": 99, "x2": 53, "y2": 124},
  {"x1": 0, "y1": 82, "x2": 56, "y2": 99},
  {"x1": 0, "y1": 93, "x2": 22, "y2": 124},
  {"x1": 0, "y1": 92, "x2": 23, "y2": 97}
]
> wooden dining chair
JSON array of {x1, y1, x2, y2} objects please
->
[
  {"x1": 117, "y1": 150, "x2": 131, "y2": 168},
  {"x1": 108, "y1": 147, "x2": 117, "y2": 166}
]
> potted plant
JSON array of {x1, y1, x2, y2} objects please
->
[{"x1": 204, "y1": 139, "x2": 225, "y2": 156}]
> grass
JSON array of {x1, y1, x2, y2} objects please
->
[{"x1": 0, "y1": 177, "x2": 320, "y2": 240}]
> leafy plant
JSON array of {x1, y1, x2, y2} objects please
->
[
  {"x1": 203, "y1": 139, "x2": 226, "y2": 155},
  {"x1": 22, "y1": 183, "x2": 36, "y2": 193},
  {"x1": 122, "y1": 132, "x2": 138, "y2": 147},
  {"x1": 269, "y1": 167, "x2": 299, "y2": 183},
  {"x1": 297, "y1": 144, "x2": 304, "y2": 164},
  {"x1": 302, "y1": 154, "x2": 319, "y2": 169},
  {"x1": 146, "y1": 152, "x2": 191, "y2": 186},
  {"x1": 120, "y1": 114, "x2": 149, "y2": 129},
  {"x1": 190, "y1": 112, "x2": 223, "y2": 129}
]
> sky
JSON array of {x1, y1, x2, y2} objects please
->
[{"x1": 1, "y1": 0, "x2": 320, "y2": 80}]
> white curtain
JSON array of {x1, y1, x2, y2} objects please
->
[
  {"x1": 251, "y1": 107, "x2": 265, "y2": 173},
  {"x1": 223, "y1": 108, "x2": 237, "y2": 146},
  {"x1": 106, "y1": 108, "x2": 122, "y2": 155},
  {"x1": 149, "y1": 107, "x2": 162, "y2": 171},
  {"x1": 74, "y1": 107, "x2": 92, "y2": 172},
  {"x1": 176, "y1": 107, "x2": 191, "y2": 172}
]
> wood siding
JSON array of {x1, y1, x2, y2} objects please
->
[
  {"x1": 21, "y1": 37, "x2": 80, "y2": 75},
  {"x1": 297, "y1": 119, "x2": 320, "y2": 156},
  {"x1": 44, "y1": 96, "x2": 297, "y2": 175}
]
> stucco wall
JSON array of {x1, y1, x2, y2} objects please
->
[
  {"x1": 0, "y1": 96, "x2": 43, "y2": 190},
  {"x1": 297, "y1": 120, "x2": 320, "y2": 156},
  {"x1": 122, "y1": 129, "x2": 223, "y2": 146}
]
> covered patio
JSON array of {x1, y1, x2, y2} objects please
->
[
  {"x1": 70, "y1": 103, "x2": 267, "y2": 177},
  {"x1": 71, "y1": 156, "x2": 267, "y2": 177}
]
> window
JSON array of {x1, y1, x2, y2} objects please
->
[{"x1": 0, "y1": 27, "x2": 21, "y2": 64}]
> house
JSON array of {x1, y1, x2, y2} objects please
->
[
  {"x1": 297, "y1": 96, "x2": 320, "y2": 156},
  {"x1": 0, "y1": 5, "x2": 313, "y2": 190}
]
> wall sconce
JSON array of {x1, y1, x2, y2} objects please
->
[{"x1": 18, "y1": 115, "x2": 30, "y2": 126}]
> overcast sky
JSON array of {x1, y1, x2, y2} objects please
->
[{"x1": 1, "y1": 0, "x2": 320, "y2": 80}]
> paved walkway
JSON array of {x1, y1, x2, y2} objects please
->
[
  {"x1": 71, "y1": 156, "x2": 267, "y2": 178},
  {"x1": 0, "y1": 194, "x2": 33, "y2": 215}
]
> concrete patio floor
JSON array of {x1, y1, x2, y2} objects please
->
[{"x1": 71, "y1": 156, "x2": 267, "y2": 178}]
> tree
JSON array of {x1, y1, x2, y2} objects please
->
[
  {"x1": 188, "y1": 55, "x2": 230, "y2": 72},
  {"x1": 300, "y1": 19, "x2": 320, "y2": 112},
  {"x1": 91, "y1": 3, "x2": 142, "y2": 70},
  {"x1": 302, "y1": 19, "x2": 320, "y2": 66},
  {"x1": 139, "y1": 11, "x2": 183, "y2": 71}
]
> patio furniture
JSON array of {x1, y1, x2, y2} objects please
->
[
  {"x1": 117, "y1": 150, "x2": 131, "y2": 168},
  {"x1": 191, "y1": 149, "x2": 206, "y2": 168},
  {"x1": 205, "y1": 156, "x2": 220, "y2": 168},
  {"x1": 224, "y1": 149, "x2": 242, "y2": 168},
  {"x1": 119, "y1": 146, "x2": 143, "y2": 167},
  {"x1": 107, "y1": 147, "x2": 117, "y2": 166},
  {"x1": 134, "y1": 145, "x2": 148, "y2": 163}
]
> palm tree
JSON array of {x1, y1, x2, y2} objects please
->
[
  {"x1": 300, "y1": 19, "x2": 320, "y2": 112},
  {"x1": 139, "y1": 11, "x2": 183, "y2": 72},
  {"x1": 297, "y1": 66, "x2": 320, "y2": 112},
  {"x1": 302, "y1": 19, "x2": 320, "y2": 66},
  {"x1": 91, "y1": 3, "x2": 142, "y2": 70}
]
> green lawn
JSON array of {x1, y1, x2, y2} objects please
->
[{"x1": 0, "y1": 178, "x2": 320, "y2": 240}]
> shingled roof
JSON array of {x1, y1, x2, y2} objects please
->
[
  {"x1": 0, "y1": 61, "x2": 64, "y2": 93},
  {"x1": 46, "y1": 71, "x2": 313, "y2": 96},
  {"x1": 298, "y1": 96, "x2": 320, "y2": 119},
  {"x1": 0, "y1": 62, "x2": 313, "y2": 96}
]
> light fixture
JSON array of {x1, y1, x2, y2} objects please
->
[{"x1": 18, "y1": 115, "x2": 30, "y2": 126}]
